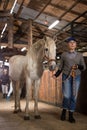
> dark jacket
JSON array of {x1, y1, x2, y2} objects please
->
[{"x1": 0, "y1": 74, "x2": 10, "y2": 85}]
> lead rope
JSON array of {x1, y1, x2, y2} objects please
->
[
  {"x1": 70, "y1": 68, "x2": 76, "y2": 96},
  {"x1": 44, "y1": 55, "x2": 56, "y2": 63}
]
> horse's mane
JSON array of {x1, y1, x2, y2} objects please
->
[
  {"x1": 27, "y1": 38, "x2": 46, "y2": 54},
  {"x1": 33, "y1": 39, "x2": 45, "y2": 50},
  {"x1": 27, "y1": 36, "x2": 55, "y2": 56}
]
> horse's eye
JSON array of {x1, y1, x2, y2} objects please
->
[{"x1": 45, "y1": 48, "x2": 48, "y2": 51}]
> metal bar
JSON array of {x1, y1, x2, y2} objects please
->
[
  {"x1": 74, "y1": 22, "x2": 87, "y2": 25},
  {"x1": 71, "y1": 23, "x2": 74, "y2": 36},
  {"x1": 53, "y1": 11, "x2": 87, "y2": 37}
]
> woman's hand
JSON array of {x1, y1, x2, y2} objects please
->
[
  {"x1": 72, "y1": 64, "x2": 78, "y2": 70},
  {"x1": 52, "y1": 74, "x2": 56, "y2": 79}
]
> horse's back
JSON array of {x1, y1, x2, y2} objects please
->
[{"x1": 9, "y1": 55, "x2": 27, "y2": 81}]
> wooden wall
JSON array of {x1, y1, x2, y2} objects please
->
[
  {"x1": 39, "y1": 70, "x2": 63, "y2": 106},
  {"x1": 76, "y1": 57, "x2": 87, "y2": 114}
]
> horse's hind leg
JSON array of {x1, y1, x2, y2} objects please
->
[
  {"x1": 12, "y1": 81, "x2": 17, "y2": 113},
  {"x1": 24, "y1": 78, "x2": 31, "y2": 120},
  {"x1": 13, "y1": 81, "x2": 22, "y2": 113},
  {"x1": 34, "y1": 79, "x2": 41, "y2": 119}
]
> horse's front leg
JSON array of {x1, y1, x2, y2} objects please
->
[
  {"x1": 34, "y1": 79, "x2": 41, "y2": 119},
  {"x1": 24, "y1": 78, "x2": 31, "y2": 120}
]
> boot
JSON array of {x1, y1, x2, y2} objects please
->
[
  {"x1": 69, "y1": 111, "x2": 76, "y2": 123},
  {"x1": 3, "y1": 94, "x2": 5, "y2": 98},
  {"x1": 6, "y1": 95, "x2": 10, "y2": 101},
  {"x1": 61, "y1": 109, "x2": 66, "y2": 121},
  {"x1": 4, "y1": 94, "x2": 7, "y2": 98}
]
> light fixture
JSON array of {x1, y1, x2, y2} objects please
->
[
  {"x1": 0, "y1": 0, "x2": 17, "y2": 38},
  {"x1": 57, "y1": 56, "x2": 60, "y2": 60},
  {"x1": 48, "y1": 20, "x2": 59, "y2": 29},
  {"x1": 44, "y1": 16, "x2": 48, "y2": 25},
  {"x1": 10, "y1": 0, "x2": 17, "y2": 14},
  {"x1": 4, "y1": 61, "x2": 9, "y2": 66},
  {"x1": 21, "y1": 47, "x2": 26, "y2": 52},
  {"x1": 1, "y1": 23, "x2": 7, "y2": 35},
  {"x1": 1, "y1": 45, "x2": 6, "y2": 49},
  {"x1": 1, "y1": 35, "x2": 3, "y2": 38}
]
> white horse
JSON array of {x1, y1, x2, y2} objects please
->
[{"x1": 9, "y1": 36, "x2": 56, "y2": 120}]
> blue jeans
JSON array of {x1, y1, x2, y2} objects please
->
[{"x1": 62, "y1": 73, "x2": 81, "y2": 112}]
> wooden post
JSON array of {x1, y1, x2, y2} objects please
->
[
  {"x1": 8, "y1": 15, "x2": 13, "y2": 48},
  {"x1": 28, "y1": 19, "x2": 32, "y2": 47}
]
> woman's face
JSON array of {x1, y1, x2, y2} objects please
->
[
  {"x1": 68, "y1": 40, "x2": 77, "y2": 51},
  {"x1": 3, "y1": 69, "x2": 8, "y2": 74}
]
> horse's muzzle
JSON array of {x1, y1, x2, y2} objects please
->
[{"x1": 49, "y1": 64, "x2": 56, "y2": 71}]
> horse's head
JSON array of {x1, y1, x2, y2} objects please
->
[{"x1": 44, "y1": 36, "x2": 56, "y2": 71}]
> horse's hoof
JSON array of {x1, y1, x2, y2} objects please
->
[
  {"x1": 13, "y1": 109, "x2": 22, "y2": 114},
  {"x1": 17, "y1": 109, "x2": 22, "y2": 112},
  {"x1": 24, "y1": 116, "x2": 30, "y2": 120},
  {"x1": 13, "y1": 110, "x2": 18, "y2": 114},
  {"x1": 34, "y1": 115, "x2": 41, "y2": 119}
]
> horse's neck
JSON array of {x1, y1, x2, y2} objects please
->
[{"x1": 27, "y1": 40, "x2": 45, "y2": 62}]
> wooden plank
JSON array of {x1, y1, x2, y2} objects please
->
[{"x1": 39, "y1": 70, "x2": 62, "y2": 105}]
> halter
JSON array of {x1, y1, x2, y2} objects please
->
[
  {"x1": 43, "y1": 38, "x2": 56, "y2": 64},
  {"x1": 44, "y1": 55, "x2": 56, "y2": 64}
]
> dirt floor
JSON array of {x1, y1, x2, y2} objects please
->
[{"x1": 0, "y1": 93, "x2": 87, "y2": 130}]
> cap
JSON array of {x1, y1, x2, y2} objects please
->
[{"x1": 66, "y1": 37, "x2": 76, "y2": 43}]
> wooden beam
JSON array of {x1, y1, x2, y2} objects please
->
[
  {"x1": 8, "y1": 15, "x2": 13, "y2": 48},
  {"x1": 59, "y1": 0, "x2": 82, "y2": 19},
  {"x1": 79, "y1": 0, "x2": 87, "y2": 5},
  {"x1": 0, "y1": 11, "x2": 10, "y2": 17},
  {"x1": 50, "y1": 3, "x2": 81, "y2": 17},
  {"x1": 34, "y1": 0, "x2": 52, "y2": 20},
  {"x1": 27, "y1": 19, "x2": 32, "y2": 46},
  {"x1": 0, "y1": 17, "x2": 7, "y2": 22},
  {"x1": 3, "y1": 0, "x2": 10, "y2": 10}
]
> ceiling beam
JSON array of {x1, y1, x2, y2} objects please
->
[
  {"x1": 34, "y1": 0, "x2": 52, "y2": 20},
  {"x1": 58, "y1": 0, "x2": 82, "y2": 19},
  {"x1": 50, "y1": 2, "x2": 84, "y2": 18},
  {"x1": 79, "y1": 0, "x2": 87, "y2": 5},
  {"x1": 15, "y1": 0, "x2": 25, "y2": 18},
  {"x1": 0, "y1": 11, "x2": 10, "y2": 17},
  {"x1": 53, "y1": 11, "x2": 87, "y2": 37}
]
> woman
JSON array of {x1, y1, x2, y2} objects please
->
[
  {"x1": 0, "y1": 68, "x2": 10, "y2": 98},
  {"x1": 53, "y1": 37, "x2": 86, "y2": 123}
]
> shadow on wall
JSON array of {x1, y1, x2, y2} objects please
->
[{"x1": 76, "y1": 57, "x2": 87, "y2": 115}]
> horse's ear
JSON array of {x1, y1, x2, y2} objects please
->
[
  {"x1": 43, "y1": 36, "x2": 47, "y2": 41},
  {"x1": 53, "y1": 36, "x2": 57, "y2": 42}
]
